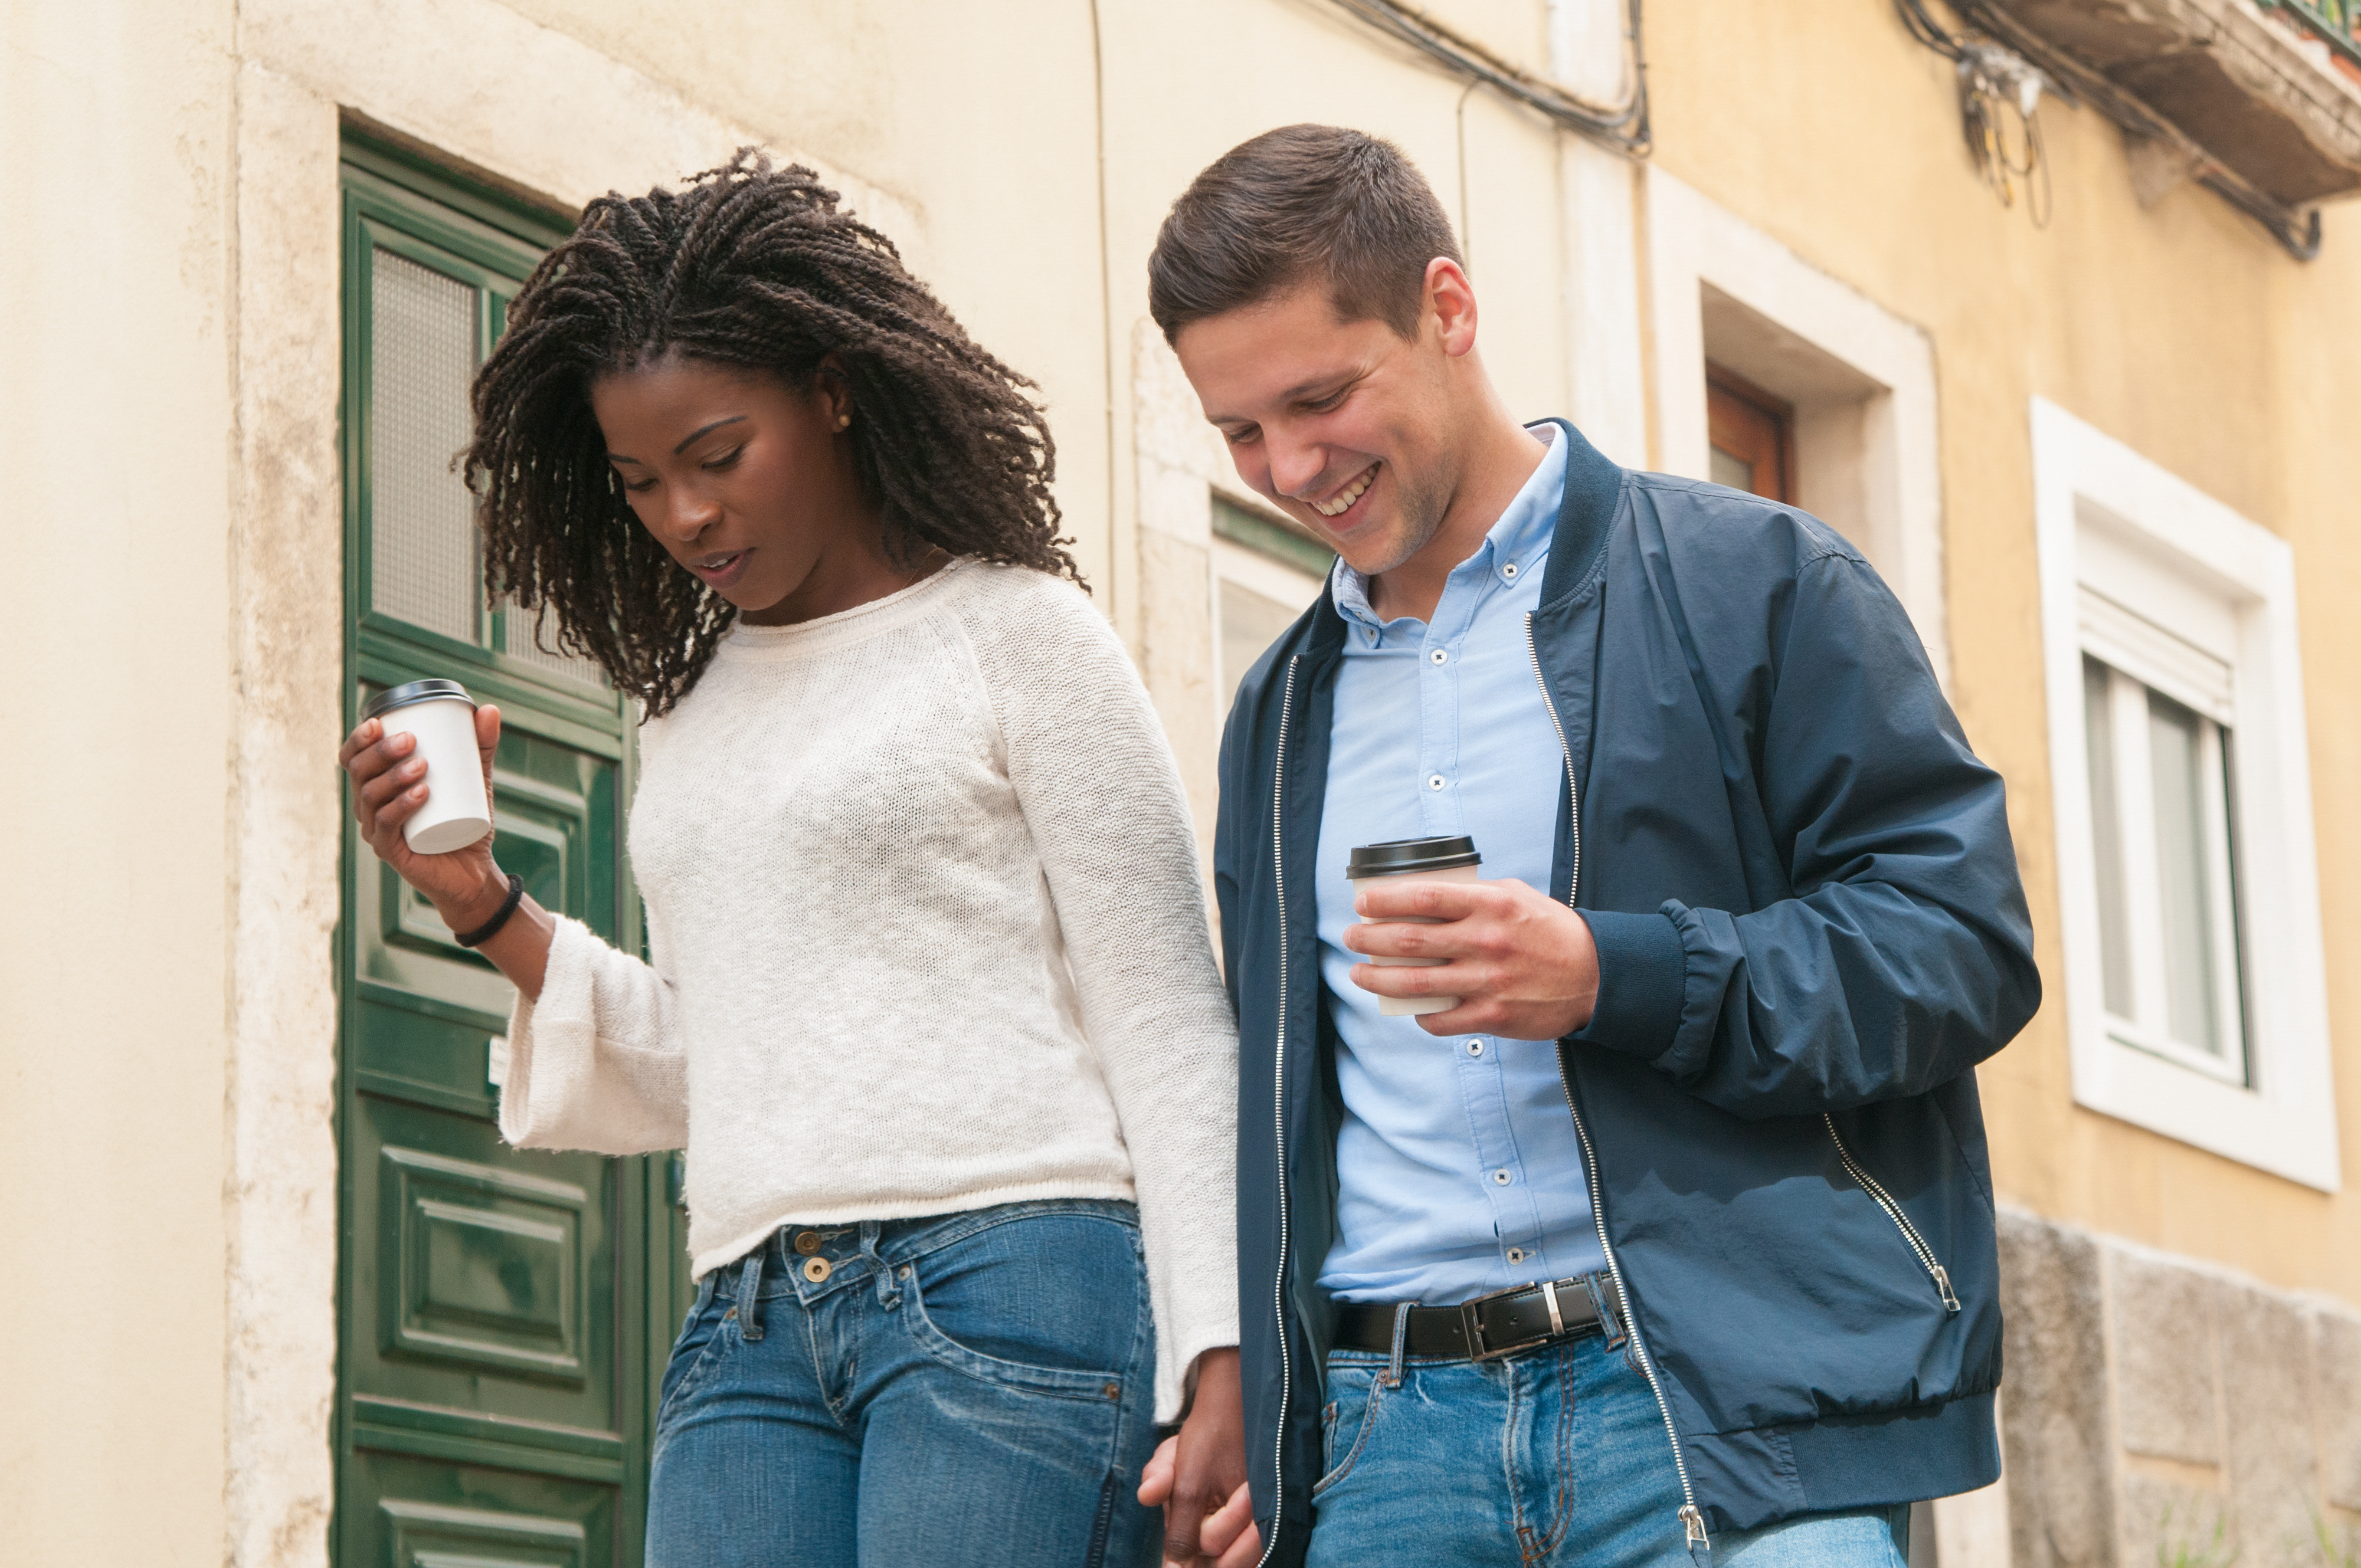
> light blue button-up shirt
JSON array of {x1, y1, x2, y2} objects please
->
[{"x1": 1314, "y1": 424, "x2": 1607, "y2": 1305}]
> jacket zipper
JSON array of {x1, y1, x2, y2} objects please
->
[
  {"x1": 1525, "y1": 612, "x2": 1711, "y2": 1559},
  {"x1": 1823, "y1": 1116, "x2": 1962, "y2": 1313},
  {"x1": 1256, "y1": 655, "x2": 1301, "y2": 1568}
]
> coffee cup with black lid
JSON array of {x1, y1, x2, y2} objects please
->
[
  {"x1": 364, "y1": 679, "x2": 493, "y2": 855},
  {"x1": 1347, "y1": 835, "x2": 1482, "y2": 1016}
]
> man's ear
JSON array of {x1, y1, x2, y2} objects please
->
[{"x1": 1424, "y1": 258, "x2": 1479, "y2": 359}]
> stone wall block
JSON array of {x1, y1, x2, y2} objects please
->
[
  {"x1": 2219, "y1": 1281, "x2": 2325, "y2": 1568},
  {"x1": 1999, "y1": 1211, "x2": 2116, "y2": 1567},
  {"x1": 2119, "y1": 1475, "x2": 2231, "y2": 1568},
  {"x1": 2108, "y1": 1248, "x2": 2223, "y2": 1465},
  {"x1": 2316, "y1": 1305, "x2": 2361, "y2": 1513}
]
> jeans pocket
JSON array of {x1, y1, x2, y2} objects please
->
[
  {"x1": 899, "y1": 1209, "x2": 1141, "y2": 1402},
  {"x1": 654, "y1": 1287, "x2": 739, "y2": 1431},
  {"x1": 1313, "y1": 1363, "x2": 1385, "y2": 1498}
]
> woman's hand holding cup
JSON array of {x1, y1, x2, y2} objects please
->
[{"x1": 339, "y1": 698, "x2": 509, "y2": 933}]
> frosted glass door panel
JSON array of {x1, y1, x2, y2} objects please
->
[{"x1": 371, "y1": 248, "x2": 482, "y2": 644}]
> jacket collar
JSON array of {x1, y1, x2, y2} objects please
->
[{"x1": 1534, "y1": 418, "x2": 1625, "y2": 605}]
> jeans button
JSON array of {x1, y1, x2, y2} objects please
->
[
  {"x1": 793, "y1": 1230, "x2": 823, "y2": 1255},
  {"x1": 803, "y1": 1257, "x2": 833, "y2": 1284}
]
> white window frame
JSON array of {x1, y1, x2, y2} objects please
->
[
  {"x1": 2033, "y1": 397, "x2": 2338, "y2": 1190},
  {"x1": 1645, "y1": 167, "x2": 1948, "y2": 684}
]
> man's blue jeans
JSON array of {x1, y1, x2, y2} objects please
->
[
  {"x1": 646, "y1": 1199, "x2": 1161, "y2": 1567},
  {"x1": 1307, "y1": 1333, "x2": 1913, "y2": 1567}
]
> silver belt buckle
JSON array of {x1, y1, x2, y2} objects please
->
[{"x1": 1457, "y1": 1281, "x2": 1530, "y2": 1362}]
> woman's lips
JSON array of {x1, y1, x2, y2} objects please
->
[{"x1": 693, "y1": 549, "x2": 753, "y2": 590}]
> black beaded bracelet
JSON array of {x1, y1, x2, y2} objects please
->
[{"x1": 455, "y1": 872, "x2": 526, "y2": 949}]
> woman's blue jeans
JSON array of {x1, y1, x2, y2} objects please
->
[{"x1": 646, "y1": 1199, "x2": 1161, "y2": 1567}]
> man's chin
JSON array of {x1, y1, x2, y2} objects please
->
[{"x1": 1331, "y1": 520, "x2": 1427, "y2": 580}]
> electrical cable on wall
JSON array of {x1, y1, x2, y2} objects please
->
[
  {"x1": 1897, "y1": 0, "x2": 2054, "y2": 224},
  {"x1": 1324, "y1": 0, "x2": 1650, "y2": 158},
  {"x1": 1893, "y1": 0, "x2": 2323, "y2": 259}
]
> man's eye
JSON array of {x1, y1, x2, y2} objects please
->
[
  {"x1": 1305, "y1": 391, "x2": 1347, "y2": 413},
  {"x1": 1223, "y1": 428, "x2": 1260, "y2": 447}
]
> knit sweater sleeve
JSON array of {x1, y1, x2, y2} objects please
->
[
  {"x1": 497, "y1": 913, "x2": 690, "y2": 1156},
  {"x1": 961, "y1": 571, "x2": 1242, "y2": 1422}
]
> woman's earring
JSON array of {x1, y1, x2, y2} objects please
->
[{"x1": 837, "y1": 413, "x2": 852, "y2": 429}]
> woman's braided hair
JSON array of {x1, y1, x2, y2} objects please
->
[{"x1": 466, "y1": 149, "x2": 1080, "y2": 716}]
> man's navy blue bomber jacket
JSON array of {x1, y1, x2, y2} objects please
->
[{"x1": 1211, "y1": 420, "x2": 2041, "y2": 1564}]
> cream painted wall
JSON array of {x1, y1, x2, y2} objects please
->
[
  {"x1": 1642, "y1": 0, "x2": 2361, "y2": 1306},
  {"x1": 0, "y1": 2, "x2": 238, "y2": 1563}
]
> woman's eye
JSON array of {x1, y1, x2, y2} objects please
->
[
  {"x1": 619, "y1": 475, "x2": 657, "y2": 494},
  {"x1": 1224, "y1": 427, "x2": 1260, "y2": 447},
  {"x1": 702, "y1": 447, "x2": 745, "y2": 472}
]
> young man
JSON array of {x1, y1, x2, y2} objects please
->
[{"x1": 1148, "y1": 126, "x2": 2039, "y2": 1567}]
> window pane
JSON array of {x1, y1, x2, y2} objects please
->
[
  {"x1": 1710, "y1": 447, "x2": 1755, "y2": 493},
  {"x1": 1220, "y1": 578, "x2": 1305, "y2": 710},
  {"x1": 2147, "y1": 690, "x2": 2222, "y2": 1056},
  {"x1": 2082, "y1": 657, "x2": 2134, "y2": 1018},
  {"x1": 370, "y1": 248, "x2": 482, "y2": 644}
]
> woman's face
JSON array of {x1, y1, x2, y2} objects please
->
[{"x1": 592, "y1": 352, "x2": 890, "y2": 625}]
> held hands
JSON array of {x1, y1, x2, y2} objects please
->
[
  {"x1": 339, "y1": 703, "x2": 512, "y2": 936},
  {"x1": 1345, "y1": 877, "x2": 1600, "y2": 1040},
  {"x1": 1137, "y1": 1349, "x2": 1260, "y2": 1568}
]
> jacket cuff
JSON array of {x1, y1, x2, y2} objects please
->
[{"x1": 1571, "y1": 908, "x2": 1685, "y2": 1062}]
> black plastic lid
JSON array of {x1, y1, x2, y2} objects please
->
[
  {"x1": 363, "y1": 678, "x2": 476, "y2": 721},
  {"x1": 1347, "y1": 835, "x2": 1481, "y2": 878}
]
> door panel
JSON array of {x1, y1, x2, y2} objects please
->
[{"x1": 338, "y1": 137, "x2": 690, "y2": 1568}]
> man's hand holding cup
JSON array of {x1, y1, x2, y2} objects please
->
[{"x1": 1344, "y1": 867, "x2": 1602, "y2": 1042}]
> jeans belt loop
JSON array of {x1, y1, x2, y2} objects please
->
[
  {"x1": 734, "y1": 1240, "x2": 766, "y2": 1342},
  {"x1": 1583, "y1": 1272, "x2": 1625, "y2": 1350},
  {"x1": 1386, "y1": 1303, "x2": 1414, "y2": 1388}
]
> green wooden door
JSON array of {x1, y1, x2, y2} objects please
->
[{"x1": 336, "y1": 138, "x2": 693, "y2": 1568}]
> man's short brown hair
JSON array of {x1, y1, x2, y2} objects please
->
[{"x1": 1148, "y1": 124, "x2": 1462, "y2": 345}]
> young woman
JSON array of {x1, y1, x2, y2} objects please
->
[{"x1": 339, "y1": 154, "x2": 1250, "y2": 1568}]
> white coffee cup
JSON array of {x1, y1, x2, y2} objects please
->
[
  {"x1": 365, "y1": 678, "x2": 493, "y2": 855},
  {"x1": 1347, "y1": 835, "x2": 1482, "y2": 1016}
]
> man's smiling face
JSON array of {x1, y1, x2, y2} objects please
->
[{"x1": 1173, "y1": 278, "x2": 1463, "y2": 579}]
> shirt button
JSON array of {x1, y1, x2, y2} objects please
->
[
  {"x1": 1502, "y1": 562, "x2": 1520, "y2": 580},
  {"x1": 1506, "y1": 1247, "x2": 1527, "y2": 1264},
  {"x1": 1465, "y1": 1039, "x2": 1485, "y2": 1057},
  {"x1": 1427, "y1": 774, "x2": 1446, "y2": 790},
  {"x1": 1492, "y1": 1169, "x2": 1514, "y2": 1186},
  {"x1": 1429, "y1": 648, "x2": 1448, "y2": 665}
]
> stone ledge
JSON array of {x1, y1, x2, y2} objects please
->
[{"x1": 1979, "y1": 0, "x2": 2361, "y2": 204}]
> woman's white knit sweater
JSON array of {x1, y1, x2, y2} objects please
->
[{"x1": 499, "y1": 560, "x2": 1239, "y2": 1420}]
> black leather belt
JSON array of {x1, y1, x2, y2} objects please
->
[{"x1": 1334, "y1": 1275, "x2": 1617, "y2": 1363}]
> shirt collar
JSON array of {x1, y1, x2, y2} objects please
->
[{"x1": 1331, "y1": 422, "x2": 1565, "y2": 630}]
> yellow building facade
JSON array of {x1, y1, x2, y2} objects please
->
[{"x1": 4, "y1": 1, "x2": 2357, "y2": 1564}]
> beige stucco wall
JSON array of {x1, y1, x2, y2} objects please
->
[
  {"x1": 0, "y1": 1, "x2": 238, "y2": 1561},
  {"x1": 5, "y1": 0, "x2": 2357, "y2": 1562}
]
